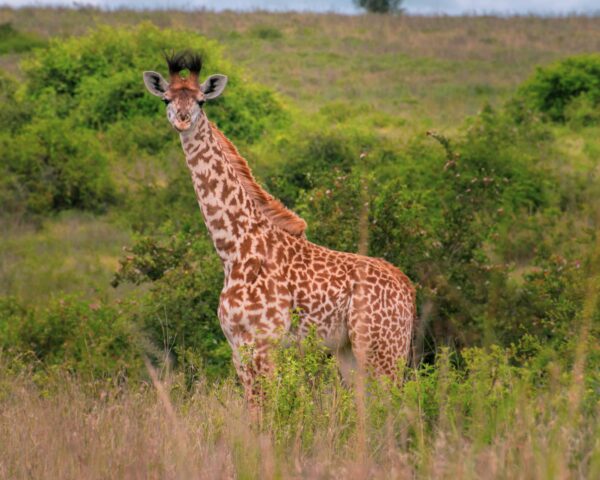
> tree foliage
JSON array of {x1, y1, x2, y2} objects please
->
[{"x1": 354, "y1": 0, "x2": 404, "y2": 14}]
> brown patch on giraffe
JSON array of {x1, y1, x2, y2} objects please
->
[
  {"x1": 195, "y1": 144, "x2": 211, "y2": 159},
  {"x1": 239, "y1": 236, "x2": 253, "y2": 259},
  {"x1": 195, "y1": 171, "x2": 219, "y2": 196},
  {"x1": 244, "y1": 257, "x2": 263, "y2": 283},
  {"x1": 224, "y1": 210, "x2": 245, "y2": 237},
  {"x1": 230, "y1": 262, "x2": 245, "y2": 281},
  {"x1": 205, "y1": 203, "x2": 220, "y2": 217},
  {"x1": 246, "y1": 287, "x2": 261, "y2": 305},
  {"x1": 275, "y1": 246, "x2": 287, "y2": 265},
  {"x1": 263, "y1": 286, "x2": 276, "y2": 304},
  {"x1": 209, "y1": 216, "x2": 226, "y2": 230},
  {"x1": 255, "y1": 238, "x2": 266, "y2": 257},
  {"x1": 248, "y1": 314, "x2": 263, "y2": 325},
  {"x1": 215, "y1": 238, "x2": 235, "y2": 252},
  {"x1": 221, "y1": 182, "x2": 235, "y2": 202},
  {"x1": 221, "y1": 285, "x2": 244, "y2": 307},
  {"x1": 231, "y1": 323, "x2": 247, "y2": 339},
  {"x1": 213, "y1": 159, "x2": 225, "y2": 176}
]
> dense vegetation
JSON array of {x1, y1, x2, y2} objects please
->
[
  {"x1": 354, "y1": 0, "x2": 404, "y2": 14},
  {"x1": 0, "y1": 11, "x2": 599, "y2": 478}
]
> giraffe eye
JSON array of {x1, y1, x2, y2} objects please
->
[
  {"x1": 197, "y1": 100, "x2": 205, "y2": 107},
  {"x1": 163, "y1": 98, "x2": 171, "y2": 105}
]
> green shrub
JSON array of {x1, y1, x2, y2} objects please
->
[
  {"x1": 515, "y1": 54, "x2": 600, "y2": 122},
  {"x1": 266, "y1": 125, "x2": 373, "y2": 202},
  {"x1": 262, "y1": 325, "x2": 354, "y2": 448},
  {"x1": 1, "y1": 118, "x2": 116, "y2": 214},
  {"x1": 498, "y1": 255, "x2": 588, "y2": 361},
  {"x1": 0, "y1": 23, "x2": 288, "y2": 218},
  {"x1": 0, "y1": 70, "x2": 31, "y2": 133},
  {"x1": 296, "y1": 169, "x2": 364, "y2": 252},
  {"x1": 565, "y1": 92, "x2": 600, "y2": 127},
  {"x1": 113, "y1": 230, "x2": 230, "y2": 381},
  {"x1": 354, "y1": 0, "x2": 404, "y2": 14},
  {"x1": 120, "y1": 169, "x2": 198, "y2": 234},
  {"x1": 0, "y1": 22, "x2": 45, "y2": 54},
  {"x1": 0, "y1": 296, "x2": 142, "y2": 382},
  {"x1": 21, "y1": 23, "x2": 288, "y2": 141},
  {"x1": 370, "y1": 106, "x2": 556, "y2": 348},
  {"x1": 249, "y1": 25, "x2": 283, "y2": 40}
]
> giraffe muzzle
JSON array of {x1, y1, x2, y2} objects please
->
[
  {"x1": 177, "y1": 112, "x2": 191, "y2": 122},
  {"x1": 173, "y1": 114, "x2": 192, "y2": 132}
]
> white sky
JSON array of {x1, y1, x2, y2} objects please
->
[{"x1": 1, "y1": 0, "x2": 599, "y2": 15}]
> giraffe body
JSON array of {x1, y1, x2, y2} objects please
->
[{"x1": 143, "y1": 52, "x2": 415, "y2": 403}]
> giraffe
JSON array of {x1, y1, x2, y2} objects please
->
[{"x1": 143, "y1": 52, "x2": 416, "y2": 404}]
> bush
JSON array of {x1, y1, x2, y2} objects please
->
[
  {"x1": 0, "y1": 23, "x2": 45, "y2": 54},
  {"x1": 21, "y1": 23, "x2": 288, "y2": 141},
  {"x1": 565, "y1": 92, "x2": 600, "y2": 127},
  {"x1": 354, "y1": 0, "x2": 404, "y2": 14},
  {"x1": 498, "y1": 255, "x2": 588, "y2": 360},
  {"x1": 1, "y1": 118, "x2": 116, "y2": 214},
  {"x1": 249, "y1": 25, "x2": 283, "y2": 40},
  {"x1": 369, "y1": 106, "x2": 556, "y2": 349},
  {"x1": 264, "y1": 125, "x2": 378, "y2": 251},
  {"x1": 263, "y1": 325, "x2": 355, "y2": 447},
  {"x1": 515, "y1": 54, "x2": 600, "y2": 123},
  {"x1": 0, "y1": 23, "x2": 288, "y2": 218},
  {"x1": 0, "y1": 296, "x2": 143, "y2": 382},
  {"x1": 113, "y1": 230, "x2": 230, "y2": 382},
  {"x1": 0, "y1": 71, "x2": 31, "y2": 133}
]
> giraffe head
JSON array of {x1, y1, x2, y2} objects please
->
[{"x1": 143, "y1": 51, "x2": 227, "y2": 133}]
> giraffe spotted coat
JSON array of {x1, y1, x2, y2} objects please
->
[
  {"x1": 182, "y1": 119, "x2": 415, "y2": 397},
  {"x1": 143, "y1": 53, "x2": 416, "y2": 404}
]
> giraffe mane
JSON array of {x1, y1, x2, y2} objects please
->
[
  {"x1": 165, "y1": 50, "x2": 202, "y2": 76},
  {"x1": 210, "y1": 123, "x2": 307, "y2": 237}
]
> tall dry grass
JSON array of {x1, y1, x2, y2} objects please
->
[{"x1": 1, "y1": 348, "x2": 598, "y2": 480}]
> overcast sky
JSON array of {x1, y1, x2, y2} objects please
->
[{"x1": 1, "y1": 0, "x2": 599, "y2": 15}]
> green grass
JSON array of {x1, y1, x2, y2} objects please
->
[
  {"x1": 0, "y1": 21, "x2": 45, "y2": 54},
  {"x1": 1, "y1": 9, "x2": 599, "y2": 135},
  {"x1": 0, "y1": 212, "x2": 133, "y2": 304}
]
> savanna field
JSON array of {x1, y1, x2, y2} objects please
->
[{"x1": 1, "y1": 7, "x2": 600, "y2": 478}]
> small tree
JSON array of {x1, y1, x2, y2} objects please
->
[{"x1": 355, "y1": 0, "x2": 404, "y2": 14}]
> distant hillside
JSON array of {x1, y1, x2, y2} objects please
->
[{"x1": 0, "y1": 9, "x2": 599, "y2": 133}]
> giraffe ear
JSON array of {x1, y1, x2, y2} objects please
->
[
  {"x1": 143, "y1": 71, "x2": 169, "y2": 97},
  {"x1": 201, "y1": 74, "x2": 228, "y2": 100}
]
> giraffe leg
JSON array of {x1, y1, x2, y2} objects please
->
[
  {"x1": 219, "y1": 277, "x2": 292, "y2": 417},
  {"x1": 230, "y1": 339, "x2": 274, "y2": 420},
  {"x1": 336, "y1": 343, "x2": 359, "y2": 386}
]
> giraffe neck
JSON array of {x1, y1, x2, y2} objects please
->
[{"x1": 180, "y1": 115, "x2": 265, "y2": 265}]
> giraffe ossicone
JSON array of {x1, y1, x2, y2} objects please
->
[{"x1": 143, "y1": 51, "x2": 416, "y2": 405}]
